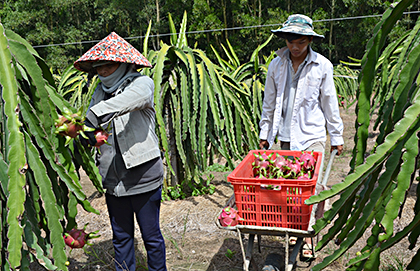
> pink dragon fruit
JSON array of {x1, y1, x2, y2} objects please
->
[
  {"x1": 251, "y1": 151, "x2": 316, "y2": 180},
  {"x1": 260, "y1": 152, "x2": 270, "y2": 160},
  {"x1": 273, "y1": 153, "x2": 288, "y2": 168},
  {"x1": 300, "y1": 151, "x2": 316, "y2": 171},
  {"x1": 252, "y1": 152, "x2": 273, "y2": 177},
  {"x1": 55, "y1": 114, "x2": 85, "y2": 139},
  {"x1": 94, "y1": 129, "x2": 109, "y2": 147},
  {"x1": 63, "y1": 225, "x2": 100, "y2": 249},
  {"x1": 272, "y1": 154, "x2": 289, "y2": 178},
  {"x1": 218, "y1": 207, "x2": 243, "y2": 227},
  {"x1": 297, "y1": 172, "x2": 311, "y2": 180},
  {"x1": 287, "y1": 158, "x2": 303, "y2": 178}
]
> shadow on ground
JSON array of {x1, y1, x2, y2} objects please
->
[
  {"x1": 29, "y1": 238, "x2": 149, "y2": 271},
  {"x1": 204, "y1": 235, "x2": 315, "y2": 271}
]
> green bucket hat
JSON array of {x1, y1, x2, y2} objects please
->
[{"x1": 271, "y1": 14, "x2": 324, "y2": 40}]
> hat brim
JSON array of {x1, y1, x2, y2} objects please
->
[
  {"x1": 91, "y1": 61, "x2": 114, "y2": 68},
  {"x1": 271, "y1": 28, "x2": 324, "y2": 40},
  {"x1": 76, "y1": 60, "x2": 148, "y2": 73}
]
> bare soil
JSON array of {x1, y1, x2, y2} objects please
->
[{"x1": 30, "y1": 104, "x2": 419, "y2": 271}]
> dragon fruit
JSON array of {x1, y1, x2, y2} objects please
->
[
  {"x1": 287, "y1": 158, "x2": 303, "y2": 178},
  {"x1": 63, "y1": 225, "x2": 100, "y2": 249},
  {"x1": 252, "y1": 152, "x2": 273, "y2": 177},
  {"x1": 251, "y1": 151, "x2": 317, "y2": 180},
  {"x1": 300, "y1": 151, "x2": 316, "y2": 171},
  {"x1": 273, "y1": 153, "x2": 288, "y2": 169},
  {"x1": 218, "y1": 207, "x2": 243, "y2": 227},
  {"x1": 297, "y1": 172, "x2": 311, "y2": 180},
  {"x1": 55, "y1": 114, "x2": 84, "y2": 139},
  {"x1": 272, "y1": 154, "x2": 289, "y2": 178},
  {"x1": 55, "y1": 107, "x2": 95, "y2": 145},
  {"x1": 94, "y1": 129, "x2": 109, "y2": 147}
]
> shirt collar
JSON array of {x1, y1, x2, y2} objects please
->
[
  {"x1": 284, "y1": 48, "x2": 311, "y2": 64},
  {"x1": 276, "y1": 46, "x2": 318, "y2": 64}
]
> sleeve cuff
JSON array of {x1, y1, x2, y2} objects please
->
[
  {"x1": 86, "y1": 110, "x2": 99, "y2": 128},
  {"x1": 259, "y1": 130, "x2": 269, "y2": 140},
  {"x1": 330, "y1": 136, "x2": 344, "y2": 146}
]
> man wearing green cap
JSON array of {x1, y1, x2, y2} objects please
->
[{"x1": 258, "y1": 14, "x2": 344, "y2": 259}]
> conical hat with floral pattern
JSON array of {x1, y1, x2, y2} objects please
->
[{"x1": 74, "y1": 32, "x2": 152, "y2": 72}]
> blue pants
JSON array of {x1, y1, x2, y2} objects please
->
[{"x1": 105, "y1": 187, "x2": 167, "y2": 271}]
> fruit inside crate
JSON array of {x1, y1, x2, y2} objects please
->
[{"x1": 227, "y1": 150, "x2": 322, "y2": 230}]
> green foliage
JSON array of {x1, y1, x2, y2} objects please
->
[
  {"x1": 55, "y1": 66, "x2": 99, "y2": 111},
  {"x1": 225, "y1": 248, "x2": 236, "y2": 259},
  {"x1": 190, "y1": 176, "x2": 216, "y2": 197},
  {"x1": 333, "y1": 64, "x2": 359, "y2": 109},
  {"x1": 162, "y1": 175, "x2": 216, "y2": 200},
  {"x1": 54, "y1": 12, "x2": 362, "y2": 202},
  {"x1": 205, "y1": 163, "x2": 230, "y2": 172},
  {"x1": 306, "y1": 1, "x2": 420, "y2": 270},
  {"x1": 141, "y1": 14, "x2": 260, "y2": 190},
  {"x1": 381, "y1": 256, "x2": 406, "y2": 271},
  {"x1": 0, "y1": 25, "x2": 102, "y2": 270},
  {"x1": 1, "y1": 0, "x2": 417, "y2": 72},
  {"x1": 163, "y1": 183, "x2": 187, "y2": 201}
]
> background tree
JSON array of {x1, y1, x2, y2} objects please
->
[{"x1": 1, "y1": 0, "x2": 418, "y2": 72}]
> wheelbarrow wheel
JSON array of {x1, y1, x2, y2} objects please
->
[{"x1": 262, "y1": 253, "x2": 284, "y2": 271}]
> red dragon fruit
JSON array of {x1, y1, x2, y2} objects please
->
[
  {"x1": 297, "y1": 172, "x2": 311, "y2": 180},
  {"x1": 94, "y1": 129, "x2": 110, "y2": 147},
  {"x1": 218, "y1": 207, "x2": 243, "y2": 227},
  {"x1": 55, "y1": 114, "x2": 84, "y2": 139},
  {"x1": 252, "y1": 152, "x2": 273, "y2": 177},
  {"x1": 63, "y1": 225, "x2": 100, "y2": 249},
  {"x1": 55, "y1": 107, "x2": 95, "y2": 145},
  {"x1": 299, "y1": 151, "x2": 316, "y2": 171},
  {"x1": 251, "y1": 151, "x2": 317, "y2": 180},
  {"x1": 287, "y1": 158, "x2": 303, "y2": 178},
  {"x1": 273, "y1": 153, "x2": 288, "y2": 168},
  {"x1": 272, "y1": 153, "x2": 289, "y2": 178}
]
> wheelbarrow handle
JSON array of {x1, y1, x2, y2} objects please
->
[{"x1": 320, "y1": 149, "x2": 338, "y2": 186}]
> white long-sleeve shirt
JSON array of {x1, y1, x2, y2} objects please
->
[{"x1": 259, "y1": 47, "x2": 344, "y2": 150}]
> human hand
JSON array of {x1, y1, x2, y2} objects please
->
[
  {"x1": 331, "y1": 145, "x2": 343, "y2": 155},
  {"x1": 79, "y1": 118, "x2": 98, "y2": 147},
  {"x1": 259, "y1": 140, "x2": 269, "y2": 150},
  {"x1": 79, "y1": 130, "x2": 97, "y2": 148}
]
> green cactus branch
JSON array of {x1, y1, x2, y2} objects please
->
[
  {"x1": 351, "y1": 0, "x2": 414, "y2": 169},
  {"x1": 307, "y1": 1, "x2": 420, "y2": 269},
  {"x1": 0, "y1": 24, "x2": 101, "y2": 270}
]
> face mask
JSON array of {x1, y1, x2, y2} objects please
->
[{"x1": 98, "y1": 63, "x2": 128, "y2": 89}]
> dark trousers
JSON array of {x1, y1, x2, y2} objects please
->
[{"x1": 105, "y1": 187, "x2": 167, "y2": 271}]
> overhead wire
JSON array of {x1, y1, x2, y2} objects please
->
[{"x1": 32, "y1": 11, "x2": 420, "y2": 49}]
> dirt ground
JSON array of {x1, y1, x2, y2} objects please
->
[{"x1": 30, "y1": 104, "x2": 419, "y2": 271}]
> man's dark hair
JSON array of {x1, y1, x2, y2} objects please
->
[{"x1": 280, "y1": 33, "x2": 312, "y2": 42}]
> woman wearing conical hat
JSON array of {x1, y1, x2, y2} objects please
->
[{"x1": 74, "y1": 32, "x2": 167, "y2": 271}]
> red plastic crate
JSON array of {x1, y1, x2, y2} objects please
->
[{"x1": 227, "y1": 150, "x2": 322, "y2": 230}]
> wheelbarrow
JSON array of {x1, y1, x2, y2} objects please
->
[{"x1": 215, "y1": 149, "x2": 337, "y2": 271}]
